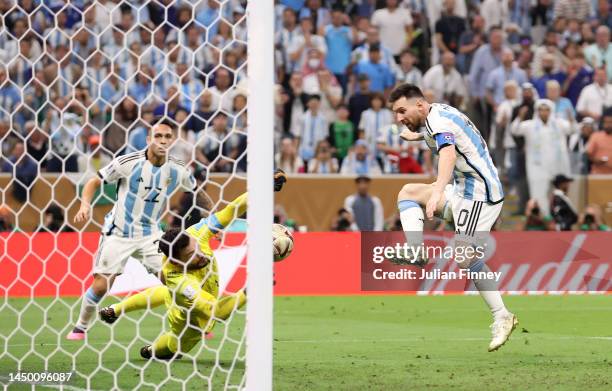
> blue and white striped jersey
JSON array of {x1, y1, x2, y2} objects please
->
[
  {"x1": 97, "y1": 150, "x2": 197, "y2": 238},
  {"x1": 423, "y1": 103, "x2": 504, "y2": 204}
]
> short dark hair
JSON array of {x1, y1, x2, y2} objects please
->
[
  {"x1": 389, "y1": 83, "x2": 424, "y2": 104},
  {"x1": 153, "y1": 116, "x2": 177, "y2": 131},
  {"x1": 159, "y1": 227, "x2": 191, "y2": 259}
]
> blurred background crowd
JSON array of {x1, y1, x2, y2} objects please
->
[{"x1": 0, "y1": 0, "x2": 611, "y2": 232}]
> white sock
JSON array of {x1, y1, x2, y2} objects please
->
[
  {"x1": 75, "y1": 287, "x2": 103, "y2": 331},
  {"x1": 469, "y1": 261, "x2": 508, "y2": 321},
  {"x1": 398, "y1": 200, "x2": 424, "y2": 248}
]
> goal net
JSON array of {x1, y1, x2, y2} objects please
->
[{"x1": 0, "y1": 0, "x2": 272, "y2": 389}]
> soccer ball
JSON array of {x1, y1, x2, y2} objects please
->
[{"x1": 272, "y1": 224, "x2": 294, "y2": 262}]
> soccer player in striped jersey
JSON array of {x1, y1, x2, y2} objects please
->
[
  {"x1": 388, "y1": 84, "x2": 517, "y2": 352},
  {"x1": 66, "y1": 119, "x2": 213, "y2": 341}
]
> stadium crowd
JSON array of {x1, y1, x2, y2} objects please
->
[{"x1": 0, "y1": 0, "x2": 611, "y2": 231}]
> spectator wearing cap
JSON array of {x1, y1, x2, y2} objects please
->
[
  {"x1": 340, "y1": 139, "x2": 382, "y2": 175},
  {"x1": 563, "y1": 53, "x2": 593, "y2": 107},
  {"x1": 456, "y1": 14, "x2": 485, "y2": 75},
  {"x1": 576, "y1": 67, "x2": 612, "y2": 122},
  {"x1": 485, "y1": 48, "x2": 527, "y2": 112},
  {"x1": 322, "y1": 6, "x2": 355, "y2": 92},
  {"x1": 353, "y1": 43, "x2": 395, "y2": 95},
  {"x1": 586, "y1": 109, "x2": 612, "y2": 174},
  {"x1": 434, "y1": 0, "x2": 466, "y2": 55},
  {"x1": 584, "y1": 26, "x2": 612, "y2": 80},
  {"x1": 371, "y1": 0, "x2": 413, "y2": 60},
  {"x1": 511, "y1": 99, "x2": 575, "y2": 215},
  {"x1": 348, "y1": 74, "x2": 372, "y2": 130},
  {"x1": 423, "y1": 51, "x2": 467, "y2": 107},
  {"x1": 553, "y1": 0, "x2": 593, "y2": 22},
  {"x1": 295, "y1": 94, "x2": 328, "y2": 164},
  {"x1": 532, "y1": 53, "x2": 567, "y2": 98},
  {"x1": 1, "y1": 140, "x2": 37, "y2": 203},
  {"x1": 569, "y1": 117, "x2": 595, "y2": 174},
  {"x1": 551, "y1": 174, "x2": 578, "y2": 231},
  {"x1": 288, "y1": 15, "x2": 327, "y2": 73},
  {"x1": 343, "y1": 175, "x2": 384, "y2": 231}
]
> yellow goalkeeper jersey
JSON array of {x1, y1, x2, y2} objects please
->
[{"x1": 162, "y1": 192, "x2": 247, "y2": 298}]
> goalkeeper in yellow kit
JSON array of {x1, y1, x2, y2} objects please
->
[{"x1": 99, "y1": 170, "x2": 287, "y2": 359}]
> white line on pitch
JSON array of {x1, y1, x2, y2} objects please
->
[{"x1": 274, "y1": 336, "x2": 612, "y2": 344}]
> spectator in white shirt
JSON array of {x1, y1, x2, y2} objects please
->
[
  {"x1": 308, "y1": 139, "x2": 339, "y2": 173},
  {"x1": 394, "y1": 50, "x2": 423, "y2": 88},
  {"x1": 275, "y1": 136, "x2": 305, "y2": 173},
  {"x1": 275, "y1": 8, "x2": 301, "y2": 78},
  {"x1": 296, "y1": 94, "x2": 329, "y2": 163},
  {"x1": 422, "y1": 51, "x2": 467, "y2": 107},
  {"x1": 288, "y1": 16, "x2": 327, "y2": 73},
  {"x1": 358, "y1": 93, "x2": 393, "y2": 154},
  {"x1": 371, "y1": 0, "x2": 414, "y2": 58},
  {"x1": 576, "y1": 67, "x2": 612, "y2": 122},
  {"x1": 480, "y1": 0, "x2": 510, "y2": 32},
  {"x1": 209, "y1": 67, "x2": 236, "y2": 114}
]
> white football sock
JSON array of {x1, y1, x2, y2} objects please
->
[
  {"x1": 75, "y1": 287, "x2": 102, "y2": 331},
  {"x1": 398, "y1": 200, "x2": 424, "y2": 248},
  {"x1": 469, "y1": 261, "x2": 509, "y2": 321}
]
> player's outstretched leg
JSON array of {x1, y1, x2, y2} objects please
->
[
  {"x1": 100, "y1": 285, "x2": 170, "y2": 324},
  {"x1": 67, "y1": 274, "x2": 115, "y2": 340}
]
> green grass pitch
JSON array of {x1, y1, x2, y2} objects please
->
[{"x1": 1, "y1": 295, "x2": 611, "y2": 390}]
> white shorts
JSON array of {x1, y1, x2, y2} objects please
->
[
  {"x1": 92, "y1": 233, "x2": 163, "y2": 274},
  {"x1": 444, "y1": 186, "x2": 503, "y2": 235}
]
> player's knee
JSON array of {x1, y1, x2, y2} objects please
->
[
  {"x1": 398, "y1": 184, "x2": 420, "y2": 203},
  {"x1": 92, "y1": 274, "x2": 114, "y2": 296}
]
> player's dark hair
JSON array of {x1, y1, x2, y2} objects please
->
[
  {"x1": 151, "y1": 116, "x2": 177, "y2": 132},
  {"x1": 388, "y1": 83, "x2": 424, "y2": 104},
  {"x1": 159, "y1": 227, "x2": 191, "y2": 259}
]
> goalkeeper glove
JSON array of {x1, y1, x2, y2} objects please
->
[{"x1": 274, "y1": 169, "x2": 287, "y2": 192}]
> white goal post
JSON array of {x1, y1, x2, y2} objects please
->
[{"x1": 246, "y1": 0, "x2": 274, "y2": 390}]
